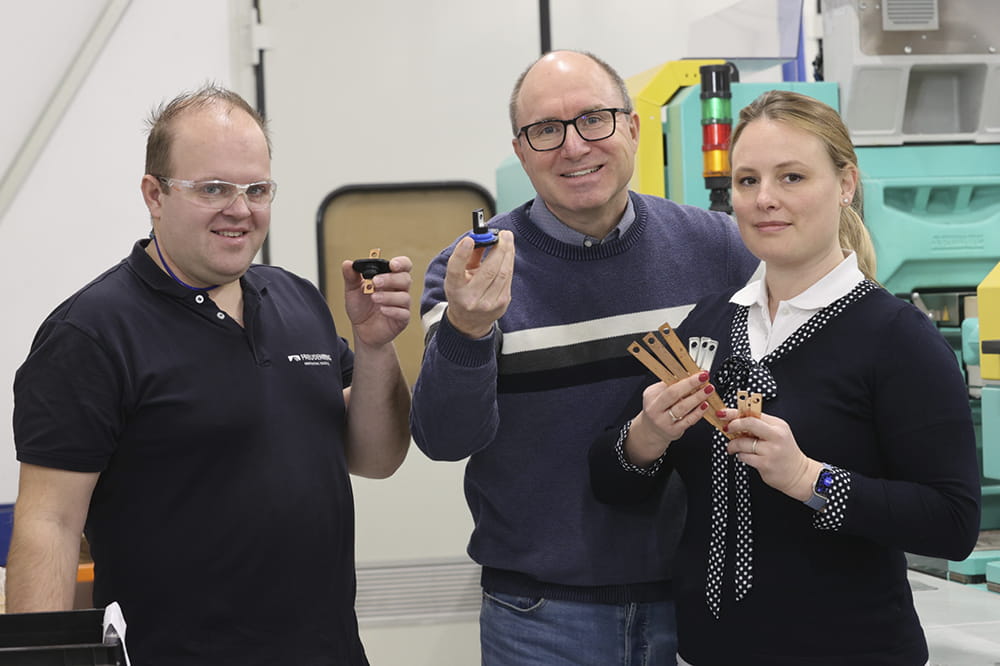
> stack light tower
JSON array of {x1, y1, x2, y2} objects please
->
[{"x1": 699, "y1": 63, "x2": 738, "y2": 214}]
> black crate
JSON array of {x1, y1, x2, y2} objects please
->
[{"x1": 0, "y1": 609, "x2": 126, "y2": 665}]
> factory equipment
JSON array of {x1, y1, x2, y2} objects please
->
[
  {"x1": 978, "y1": 262, "x2": 1000, "y2": 482},
  {"x1": 821, "y1": 0, "x2": 1000, "y2": 531},
  {"x1": 699, "y1": 63, "x2": 738, "y2": 214}
]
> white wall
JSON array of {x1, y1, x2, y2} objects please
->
[{"x1": 0, "y1": 0, "x2": 252, "y2": 503}]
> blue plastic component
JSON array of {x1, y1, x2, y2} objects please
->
[
  {"x1": 470, "y1": 230, "x2": 499, "y2": 247},
  {"x1": 0, "y1": 503, "x2": 12, "y2": 567}
]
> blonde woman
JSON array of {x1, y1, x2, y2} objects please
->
[{"x1": 591, "y1": 90, "x2": 980, "y2": 665}]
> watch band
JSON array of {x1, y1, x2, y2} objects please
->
[{"x1": 804, "y1": 463, "x2": 836, "y2": 511}]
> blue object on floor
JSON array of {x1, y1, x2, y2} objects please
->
[{"x1": 0, "y1": 503, "x2": 14, "y2": 567}]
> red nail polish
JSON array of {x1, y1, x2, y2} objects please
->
[
  {"x1": 700, "y1": 402, "x2": 708, "y2": 410},
  {"x1": 704, "y1": 385, "x2": 714, "y2": 395},
  {"x1": 699, "y1": 371, "x2": 709, "y2": 382},
  {"x1": 723, "y1": 424, "x2": 729, "y2": 432},
  {"x1": 716, "y1": 410, "x2": 727, "y2": 418}
]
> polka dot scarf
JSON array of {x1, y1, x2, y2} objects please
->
[{"x1": 704, "y1": 279, "x2": 877, "y2": 619}]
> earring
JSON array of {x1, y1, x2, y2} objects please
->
[{"x1": 842, "y1": 197, "x2": 851, "y2": 205}]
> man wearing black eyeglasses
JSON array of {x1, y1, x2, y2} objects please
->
[
  {"x1": 410, "y1": 50, "x2": 759, "y2": 665},
  {"x1": 8, "y1": 85, "x2": 412, "y2": 665}
]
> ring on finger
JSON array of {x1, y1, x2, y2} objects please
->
[
  {"x1": 751, "y1": 438, "x2": 759, "y2": 455},
  {"x1": 668, "y1": 409, "x2": 682, "y2": 423}
]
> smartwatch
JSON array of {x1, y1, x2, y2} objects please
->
[{"x1": 804, "y1": 464, "x2": 836, "y2": 511}]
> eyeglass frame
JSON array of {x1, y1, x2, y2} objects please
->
[
  {"x1": 516, "y1": 107, "x2": 632, "y2": 152},
  {"x1": 154, "y1": 175, "x2": 278, "y2": 210}
]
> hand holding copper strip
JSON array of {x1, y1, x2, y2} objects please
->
[
  {"x1": 626, "y1": 329, "x2": 732, "y2": 438},
  {"x1": 658, "y1": 323, "x2": 728, "y2": 416}
]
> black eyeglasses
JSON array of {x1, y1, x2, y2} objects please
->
[{"x1": 517, "y1": 108, "x2": 630, "y2": 152}]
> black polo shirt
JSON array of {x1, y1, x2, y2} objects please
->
[{"x1": 14, "y1": 240, "x2": 368, "y2": 665}]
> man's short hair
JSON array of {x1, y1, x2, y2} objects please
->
[
  {"x1": 508, "y1": 50, "x2": 633, "y2": 136},
  {"x1": 145, "y1": 84, "x2": 271, "y2": 179}
]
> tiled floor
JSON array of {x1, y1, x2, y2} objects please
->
[{"x1": 911, "y1": 570, "x2": 1000, "y2": 665}]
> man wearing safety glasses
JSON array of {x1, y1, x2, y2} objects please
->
[{"x1": 8, "y1": 85, "x2": 412, "y2": 665}]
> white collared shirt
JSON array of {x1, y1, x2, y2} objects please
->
[{"x1": 730, "y1": 252, "x2": 865, "y2": 360}]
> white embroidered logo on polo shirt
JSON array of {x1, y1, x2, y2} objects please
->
[{"x1": 287, "y1": 353, "x2": 332, "y2": 366}]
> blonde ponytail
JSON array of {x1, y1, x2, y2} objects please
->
[{"x1": 840, "y1": 192, "x2": 878, "y2": 283}]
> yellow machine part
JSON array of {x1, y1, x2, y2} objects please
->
[
  {"x1": 626, "y1": 59, "x2": 726, "y2": 198},
  {"x1": 980, "y1": 260, "x2": 1000, "y2": 380}
]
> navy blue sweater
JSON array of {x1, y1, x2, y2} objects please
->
[{"x1": 411, "y1": 192, "x2": 758, "y2": 600}]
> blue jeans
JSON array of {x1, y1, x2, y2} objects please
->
[{"x1": 480, "y1": 591, "x2": 677, "y2": 666}]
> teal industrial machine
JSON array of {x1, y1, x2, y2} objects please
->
[
  {"x1": 826, "y1": 0, "x2": 1000, "y2": 532},
  {"x1": 495, "y1": 0, "x2": 1000, "y2": 531}
]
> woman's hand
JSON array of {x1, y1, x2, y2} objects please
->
[
  {"x1": 719, "y1": 410, "x2": 823, "y2": 502},
  {"x1": 625, "y1": 372, "x2": 715, "y2": 467}
]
